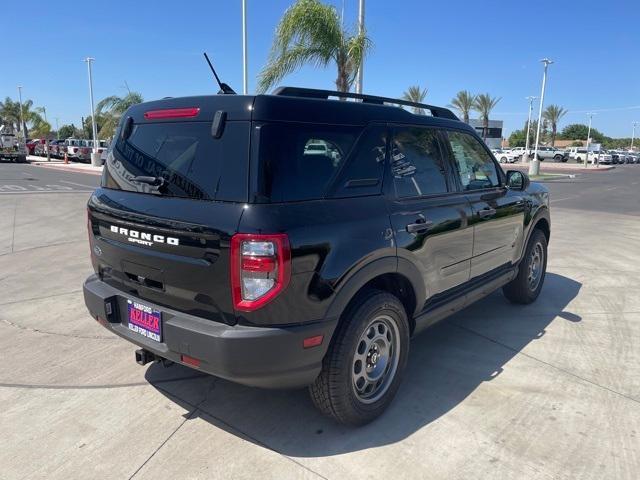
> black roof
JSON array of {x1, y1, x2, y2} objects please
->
[{"x1": 125, "y1": 87, "x2": 471, "y2": 132}]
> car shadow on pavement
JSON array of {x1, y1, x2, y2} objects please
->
[{"x1": 146, "y1": 272, "x2": 581, "y2": 457}]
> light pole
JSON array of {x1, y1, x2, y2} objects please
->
[
  {"x1": 529, "y1": 58, "x2": 553, "y2": 176},
  {"x1": 631, "y1": 121, "x2": 639, "y2": 151},
  {"x1": 55, "y1": 117, "x2": 60, "y2": 135},
  {"x1": 84, "y1": 57, "x2": 100, "y2": 166},
  {"x1": 241, "y1": 0, "x2": 248, "y2": 95},
  {"x1": 17, "y1": 85, "x2": 26, "y2": 142},
  {"x1": 523, "y1": 96, "x2": 537, "y2": 162},
  {"x1": 355, "y1": 0, "x2": 365, "y2": 94},
  {"x1": 584, "y1": 113, "x2": 595, "y2": 168}
]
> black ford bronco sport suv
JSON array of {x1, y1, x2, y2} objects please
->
[{"x1": 84, "y1": 87, "x2": 550, "y2": 425}]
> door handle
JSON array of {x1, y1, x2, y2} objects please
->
[
  {"x1": 406, "y1": 219, "x2": 433, "y2": 233},
  {"x1": 478, "y1": 207, "x2": 496, "y2": 219}
]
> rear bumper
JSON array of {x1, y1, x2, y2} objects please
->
[{"x1": 83, "y1": 274, "x2": 338, "y2": 389}]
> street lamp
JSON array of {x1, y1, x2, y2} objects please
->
[
  {"x1": 631, "y1": 121, "x2": 639, "y2": 151},
  {"x1": 584, "y1": 113, "x2": 595, "y2": 168},
  {"x1": 241, "y1": 0, "x2": 248, "y2": 95},
  {"x1": 84, "y1": 57, "x2": 100, "y2": 166},
  {"x1": 355, "y1": 0, "x2": 365, "y2": 94},
  {"x1": 529, "y1": 58, "x2": 553, "y2": 176},
  {"x1": 523, "y1": 96, "x2": 537, "y2": 162},
  {"x1": 17, "y1": 85, "x2": 26, "y2": 142}
]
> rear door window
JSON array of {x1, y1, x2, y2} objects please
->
[
  {"x1": 255, "y1": 123, "x2": 360, "y2": 202},
  {"x1": 103, "y1": 121, "x2": 249, "y2": 202}
]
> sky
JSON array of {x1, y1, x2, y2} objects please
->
[{"x1": 3, "y1": 0, "x2": 639, "y2": 138}]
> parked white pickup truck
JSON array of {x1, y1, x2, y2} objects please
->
[{"x1": 0, "y1": 126, "x2": 27, "y2": 163}]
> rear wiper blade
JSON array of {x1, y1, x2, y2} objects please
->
[{"x1": 132, "y1": 176, "x2": 166, "y2": 187}]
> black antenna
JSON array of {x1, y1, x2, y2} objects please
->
[{"x1": 203, "y1": 52, "x2": 236, "y2": 95}]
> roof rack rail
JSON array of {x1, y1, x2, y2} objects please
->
[{"x1": 272, "y1": 86, "x2": 459, "y2": 121}]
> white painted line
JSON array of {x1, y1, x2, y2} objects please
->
[
  {"x1": 0, "y1": 190, "x2": 94, "y2": 195},
  {"x1": 60, "y1": 180, "x2": 97, "y2": 189}
]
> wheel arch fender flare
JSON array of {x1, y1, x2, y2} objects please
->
[
  {"x1": 519, "y1": 206, "x2": 550, "y2": 262},
  {"x1": 324, "y1": 256, "x2": 426, "y2": 323}
]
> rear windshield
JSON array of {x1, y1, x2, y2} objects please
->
[
  {"x1": 102, "y1": 121, "x2": 249, "y2": 202},
  {"x1": 255, "y1": 123, "x2": 361, "y2": 202}
]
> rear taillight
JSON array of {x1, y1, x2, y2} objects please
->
[
  {"x1": 230, "y1": 233, "x2": 291, "y2": 311},
  {"x1": 73, "y1": 147, "x2": 78, "y2": 153}
]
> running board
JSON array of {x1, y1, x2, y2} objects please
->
[{"x1": 412, "y1": 268, "x2": 517, "y2": 335}]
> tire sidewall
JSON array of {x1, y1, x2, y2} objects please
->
[
  {"x1": 524, "y1": 230, "x2": 548, "y2": 300},
  {"x1": 332, "y1": 292, "x2": 410, "y2": 424}
]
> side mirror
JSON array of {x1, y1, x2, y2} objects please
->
[{"x1": 506, "y1": 170, "x2": 530, "y2": 191}]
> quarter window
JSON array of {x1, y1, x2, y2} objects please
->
[
  {"x1": 391, "y1": 127, "x2": 448, "y2": 198},
  {"x1": 446, "y1": 131, "x2": 500, "y2": 190}
]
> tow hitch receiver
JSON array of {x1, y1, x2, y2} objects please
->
[{"x1": 135, "y1": 349, "x2": 156, "y2": 366}]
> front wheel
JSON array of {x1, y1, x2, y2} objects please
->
[
  {"x1": 503, "y1": 229, "x2": 547, "y2": 304},
  {"x1": 309, "y1": 290, "x2": 410, "y2": 426}
]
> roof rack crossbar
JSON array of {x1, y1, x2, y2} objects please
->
[{"x1": 272, "y1": 86, "x2": 459, "y2": 121}]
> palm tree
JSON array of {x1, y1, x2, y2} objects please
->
[
  {"x1": 402, "y1": 85, "x2": 428, "y2": 114},
  {"x1": 257, "y1": 0, "x2": 371, "y2": 93},
  {"x1": 542, "y1": 104, "x2": 567, "y2": 147},
  {"x1": 474, "y1": 93, "x2": 501, "y2": 140},
  {"x1": 0, "y1": 97, "x2": 44, "y2": 138},
  {"x1": 96, "y1": 91, "x2": 144, "y2": 139},
  {"x1": 449, "y1": 90, "x2": 476, "y2": 123}
]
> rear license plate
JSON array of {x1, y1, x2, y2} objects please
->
[{"x1": 127, "y1": 300, "x2": 162, "y2": 342}]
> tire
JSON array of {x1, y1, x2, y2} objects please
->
[
  {"x1": 554, "y1": 155, "x2": 563, "y2": 162},
  {"x1": 500, "y1": 156, "x2": 507, "y2": 163},
  {"x1": 17, "y1": 155, "x2": 27, "y2": 163},
  {"x1": 503, "y1": 229, "x2": 547, "y2": 304},
  {"x1": 309, "y1": 289, "x2": 410, "y2": 426}
]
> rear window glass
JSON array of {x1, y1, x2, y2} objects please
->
[
  {"x1": 255, "y1": 123, "x2": 360, "y2": 202},
  {"x1": 102, "y1": 121, "x2": 249, "y2": 202}
]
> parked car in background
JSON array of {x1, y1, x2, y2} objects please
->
[
  {"x1": 76, "y1": 140, "x2": 93, "y2": 163},
  {"x1": 534, "y1": 146, "x2": 568, "y2": 162},
  {"x1": 0, "y1": 129, "x2": 27, "y2": 163},
  {"x1": 64, "y1": 138, "x2": 85, "y2": 160},
  {"x1": 49, "y1": 139, "x2": 66, "y2": 158},
  {"x1": 25, "y1": 138, "x2": 37, "y2": 155},
  {"x1": 568, "y1": 147, "x2": 588, "y2": 162},
  {"x1": 491, "y1": 148, "x2": 518, "y2": 163},
  {"x1": 588, "y1": 151, "x2": 612, "y2": 165},
  {"x1": 509, "y1": 147, "x2": 531, "y2": 161}
]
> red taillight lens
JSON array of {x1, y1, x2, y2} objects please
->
[
  {"x1": 73, "y1": 147, "x2": 78, "y2": 153},
  {"x1": 144, "y1": 107, "x2": 200, "y2": 119},
  {"x1": 230, "y1": 233, "x2": 291, "y2": 311}
]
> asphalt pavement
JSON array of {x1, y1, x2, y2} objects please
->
[{"x1": 1, "y1": 162, "x2": 639, "y2": 479}]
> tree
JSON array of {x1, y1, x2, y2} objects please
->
[
  {"x1": 257, "y1": 0, "x2": 372, "y2": 93},
  {"x1": 473, "y1": 93, "x2": 501, "y2": 140},
  {"x1": 542, "y1": 104, "x2": 567, "y2": 146},
  {"x1": 0, "y1": 97, "x2": 44, "y2": 138},
  {"x1": 96, "y1": 92, "x2": 144, "y2": 139},
  {"x1": 559, "y1": 123, "x2": 605, "y2": 144},
  {"x1": 402, "y1": 85, "x2": 428, "y2": 114},
  {"x1": 508, "y1": 129, "x2": 527, "y2": 147},
  {"x1": 449, "y1": 90, "x2": 476, "y2": 123},
  {"x1": 58, "y1": 124, "x2": 80, "y2": 139}
]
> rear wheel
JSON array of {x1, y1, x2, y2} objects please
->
[
  {"x1": 503, "y1": 229, "x2": 547, "y2": 304},
  {"x1": 309, "y1": 290, "x2": 410, "y2": 426}
]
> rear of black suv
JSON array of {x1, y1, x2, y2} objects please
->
[{"x1": 85, "y1": 89, "x2": 549, "y2": 425}]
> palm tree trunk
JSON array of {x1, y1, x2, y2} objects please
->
[
  {"x1": 551, "y1": 125, "x2": 557, "y2": 147},
  {"x1": 463, "y1": 112, "x2": 469, "y2": 123},
  {"x1": 483, "y1": 118, "x2": 488, "y2": 140}
]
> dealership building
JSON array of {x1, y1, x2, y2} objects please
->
[{"x1": 467, "y1": 119, "x2": 503, "y2": 149}]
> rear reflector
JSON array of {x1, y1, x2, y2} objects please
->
[
  {"x1": 180, "y1": 354, "x2": 201, "y2": 367},
  {"x1": 144, "y1": 107, "x2": 200, "y2": 119},
  {"x1": 303, "y1": 335, "x2": 324, "y2": 349}
]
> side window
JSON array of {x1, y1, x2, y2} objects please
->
[
  {"x1": 332, "y1": 126, "x2": 386, "y2": 197},
  {"x1": 391, "y1": 126, "x2": 448, "y2": 198},
  {"x1": 256, "y1": 123, "x2": 359, "y2": 202},
  {"x1": 446, "y1": 131, "x2": 500, "y2": 190}
]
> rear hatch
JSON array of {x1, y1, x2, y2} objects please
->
[{"x1": 88, "y1": 96, "x2": 254, "y2": 325}]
